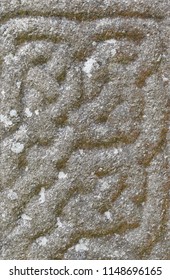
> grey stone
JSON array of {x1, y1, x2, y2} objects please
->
[{"x1": 0, "y1": 0, "x2": 169, "y2": 259}]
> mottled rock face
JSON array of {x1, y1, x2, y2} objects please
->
[{"x1": 0, "y1": 0, "x2": 169, "y2": 260}]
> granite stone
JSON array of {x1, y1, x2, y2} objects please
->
[{"x1": 0, "y1": 0, "x2": 170, "y2": 259}]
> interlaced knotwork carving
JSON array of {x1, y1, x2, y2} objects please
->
[{"x1": 0, "y1": 1, "x2": 169, "y2": 260}]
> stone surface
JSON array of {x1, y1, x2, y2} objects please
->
[{"x1": 0, "y1": 0, "x2": 170, "y2": 260}]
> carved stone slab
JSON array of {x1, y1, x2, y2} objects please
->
[{"x1": 0, "y1": 0, "x2": 169, "y2": 259}]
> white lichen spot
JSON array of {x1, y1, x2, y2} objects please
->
[
  {"x1": 35, "y1": 109, "x2": 39, "y2": 115},
  {"x1": 4, "y1": 53, "x2": 14, "y2": 65},
  {"x1": 58, "y1": 171, "x2": 67, "y2": 179},
  {"x1": 11, "y1": 142, "x2": 24, "y2": 154},
  {"x1": 113, "y1": 148, "x2": 119, "y2": 155},
  {"x1": 37, "y1": 237, "x2": 48, "y2": 246},
  {"x1": 57, "y1": 217, "x2": 63, "y2": 228},
  {"x1": 16, "y1": 81, "x2": 21, "y2": 89},
  {"x1": 1, "y1": 90, "x2": 5, "y2": 98},
  {"x1": 2, "y1": 213, "x2": 6, "y2": 219},
  {"x1": 25, "y1": 166, "x2": 28, "y2": 172},
  {"x1": 104, "y1": 211, "x2": 112, "y2": 221},
  {"x1": 21, "y1": 214, "x2": 32, "y2": 221},
  {"x1": 0, "y1": 114, "x2": 12, "y2": 127},
  {"x1": 113, "y1": 250, "x2": 121, "y2": 258},
  {"x1": 7, "y1": 190, "x2": 18, "y2": 200},
  {"x1": 106, "y1": 39, "x2": 117, "y2": 44},
  {"x1": 25, "y1": 108, "x2": 32, "y2": 117},
  {"x1": 100, "y1": 180, "x2": 109, "y2": 190},
  {"x1": 10, "y1": 109, "x2": 17, "y2": 117},
  {"x1": 105, "y1": 39, "x2": 117, "y2": 56},
  {"x1": 156, "y1": 54, "x2": 162, "y2": 62},
  {"x1": 98, "y1": 167, "x2": 103, "y2": 172},
  {"x1": 82, "y1": 57, "x2": 96, "y2": 78},
  {"x1": 79, "y1": 149, "x2": 84, "y2": 155},
  {"x1": 39, "y1": 187, "x2": 45, "y2": 204},
  {"x1": 75, "y1": 239, "x2": 88, "y2": 252},
  {"x1": 162, "y1": 75, "x2": 169, "y2": 83}
]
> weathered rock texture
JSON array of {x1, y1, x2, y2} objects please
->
[{"x1": 0, "y1": 0, "x2": 170, "y2": 259}]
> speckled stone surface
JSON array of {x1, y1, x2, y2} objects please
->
[{"x1": 0, "y1": 0, "x2": 170, "y2": 259}]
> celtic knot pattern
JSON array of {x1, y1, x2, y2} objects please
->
[{"x1": 0, "y1": 1, "x2": 169, "y2": 259}]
